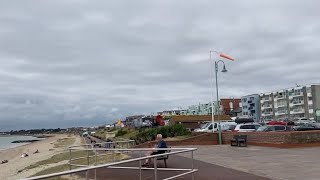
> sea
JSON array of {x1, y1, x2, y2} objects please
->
[{"x1": 0, "y1": 135, "x2": 40, "y2": 150}]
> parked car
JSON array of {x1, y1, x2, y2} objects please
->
[
  {"x1": 267, "y1": 121, "x2": 287, "y2": 125},
  {"x1": 223, "y1": 124, "x2": 237, "y2": 132},
  {"x1": 295, "y1": 118, "x2": 316, "y2": 124},
  {"x1": 235, "y1": 118, "x2": 254, "y2": 124},
  {"x1": 194, "y1": 121, "x2": 237, "y2": 132},
  {"x1": 233, "y1": 123, "x2": 261, "y2": 132},
  {"x1": 257, "y1": 125, "x2": 292, "y2": 132},
  {"x1": 293, "y1": 123, "x2": 320, "y2": 131}
]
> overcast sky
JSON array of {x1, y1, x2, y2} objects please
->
[{"x1": 0, "y1": 0, "x2": 319, "y2": 130}]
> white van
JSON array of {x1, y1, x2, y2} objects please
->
[{"x1": 194, "y1": 121, "x2": 237, "y2": 132}]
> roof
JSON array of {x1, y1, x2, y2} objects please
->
[{"x1": 171, "y1": 115, "x2": 231, "y2": 122}]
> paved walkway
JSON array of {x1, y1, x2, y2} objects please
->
[
  {"x1": 181, "y1": 145, "x2": 320, "y2": 180},
  {"x1": 78, "y1": 152, "x2": 269, "y2": 180}
]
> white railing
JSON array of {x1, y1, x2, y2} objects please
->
[
  {"x1": 277, "y1": 95, "x2": 284, "y2": 99},
  {"x1": 292, "y1": 92, "x2": 303, "y2": 97},
  {"x1": 290, "y1": 109, "x2": 305, "y2": 114},
  {"x1": 21, "y1": 143, "x2": 197, "y2": 180},
  {"x1": 264, "y1": 112, "x2": 272, "y2": 115}
]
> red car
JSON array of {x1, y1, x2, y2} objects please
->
[{"x1": 266, "y1": 121, "x2": 287, "y2": 125}]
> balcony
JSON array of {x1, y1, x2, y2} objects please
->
[
  {"x1": 264, "y1": 111, "x2": 273, "y2": 115},
  {"x1": 290, "y1": 109, "x2": 305, "y2": 114},
  {"x1": 261, "y1": 104, "x2": 272, "y2": 110},
  {"x1": 276, "y1": 103, "x2": 287, "y2": 108},
  {"x1": 289, "y1": 101, "x2": 304, "y2": 107},
  {"x1": 291, "y1": 92, "x2": 303, "y2": 97},
  {"x1": 309, "y1": 109, "x2": 314, "y2": 114},
  {"x1": 264, "y1": 104, "x2": 272, "y2": 108},
  {"x1": 264, "y1": 97, "x2": 271, "y2": 101},
  {"x1": 307, "y1": 92, "x2": 312, "y2": 97},
  {"x1": 275, "y1": 110, "x2": 287, "y2": 116}
]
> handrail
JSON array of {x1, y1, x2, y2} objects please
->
[{"x1": 21, "y1": 147, "x2": 197, "y2": 180}]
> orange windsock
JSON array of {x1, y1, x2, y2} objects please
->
[{"x1": 220, "y1": 53, "x2": 234, "y2": 61}]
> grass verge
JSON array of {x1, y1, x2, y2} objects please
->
[
  {"x1": 23, "y1": 150, "x2": 94, "y2": 171},
  {"x1": 31, "y1": 153, "x2": 129, "y2": 179},
  {"x1": 54, "y1": 137, "x2": 76, "y2": 148}
]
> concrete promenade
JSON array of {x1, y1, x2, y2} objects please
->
[
  {"x1": 181, "y1": 145, "x2": 320, "y2": 180},
  {"x1": 81, "y1": 152, "x2": 270, "y2": 180},
  {"x1": 78, "y1": 140, "x2": 320, "y2": 179}
]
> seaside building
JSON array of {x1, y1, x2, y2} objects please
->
[
  {"x1": 157, "y1": 99, "x2": 241, "y2": 117},
  {"x1": 182, "y1": 102, "x2": 222, "y2": 115},
  {"x1": 241, "y1": 94, "x2": 261, "y2": 122},
  {"x1": 157, "y1": 110, "x2": 185, "y2": 116},
  {"x1": 260, "y1": 84, "x2": 320, "y2": 121}
]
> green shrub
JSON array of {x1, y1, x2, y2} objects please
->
[
  {"x1": 134, "y1": 124, "x2": 190, "y2": 144},
  {"x1": 116, "y1": 128, "x2": 128, "y2": 137}
]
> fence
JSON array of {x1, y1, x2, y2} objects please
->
[{"x1": 22, "y1": 141, "x2": 197, "y2": 180}]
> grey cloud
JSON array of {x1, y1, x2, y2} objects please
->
[{"x1": 0, "y1": 0, "x2": 320, "y2": 130}]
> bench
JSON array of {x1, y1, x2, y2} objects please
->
[
  {"x1": 230, "y1": 135, "x2": 247, "y2": 147},
  {"x1": 156, "y1": 149, "x2": 171, "y2": 168}
]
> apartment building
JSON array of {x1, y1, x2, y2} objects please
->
[
  {"x1": 241, "y1": 94, "x2": 261, "y2": 122},
  {"x1": 260, "y1": 84, "x2": 320, "y2": 121},
  {"x1": 182, "y1": 102, "x2": 218, "y2": 115},
  {"x1": 260, "y1": 93, "x2": 275, "y2": 121}
]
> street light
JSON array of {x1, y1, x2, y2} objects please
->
[{"x1": 209, "y1": 50, "x2": 234, "y2": 145}]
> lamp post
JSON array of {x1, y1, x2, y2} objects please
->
[{"x1": 209, "y1": 50, "x2": 234, "y2": 145}]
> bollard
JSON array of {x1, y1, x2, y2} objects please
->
[
  {"x1": 139, "y1": 151, "x2": 142, "y2": 180},
  {"x1": 154, "y1": 157, "x2": 158, "y2": 180},
  {"x1": 95, "y1": 149, "x2": 97, "y2": 180},
  {"x1": 191, "y1": 151, "x2": 194, "y2": 180}
]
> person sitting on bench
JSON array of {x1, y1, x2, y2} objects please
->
[{"x1": 142, "y1": 134, "x2": 167, "y2": 166}]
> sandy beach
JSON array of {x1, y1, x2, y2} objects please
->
[{"x1": 0, "y1": 134, "x2": 82, "y2": 180}]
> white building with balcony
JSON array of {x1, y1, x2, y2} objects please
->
[
  {"x1": 259, "y1": 84, "x2": 320, "y2": 121},
  {"x1": 182, "y1": 102, "x2": 219, "y2": 115}
]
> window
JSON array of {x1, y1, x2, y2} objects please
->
[
  {"x1": 307, "y1": 87, "x2": 311, "y2": 93},
  {"x1": 254, "y1": 125, "x2": 261, "y2": 129},
  {"x1": 240, "y1": 125, "x2": 255, "y2": 129},
  {"x1": 275, "y1": 126, "x2": 285, "y2": 131},
  {"x1": 309, "y1": 97, "x2": 312, "y2": 101}
]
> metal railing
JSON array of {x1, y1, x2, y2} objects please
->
[{"x1": 22, "y1": 143, "x2": 197, "y2": 180}]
